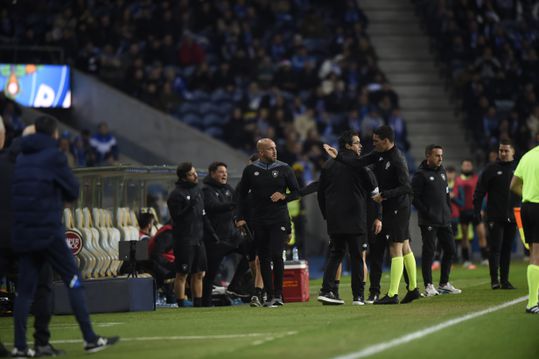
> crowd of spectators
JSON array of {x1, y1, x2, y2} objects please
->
[
  {"x1": 1, "y1": 0, "x2": 413, "y2": 180},
  {"x1": 0, "y1": 93, "x2": 118, "y2": 167},
  {"x1": 414, "y1": 0, "x2": 539, "y2": 164}
]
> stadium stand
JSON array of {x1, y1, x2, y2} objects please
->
[
  {"x1": 1, "y1": 0, "x2": 414, "y2": 181},
  {"x1": 413, "y1": 0, "x2": 539, "y2": 163}
]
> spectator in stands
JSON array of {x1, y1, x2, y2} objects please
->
[
  {"x1": 59, "y1": 136, "x2": 76, "y2": 168},
  {"x1": 178, "y1": 32, "x2": 206, "y2": 67},
  {"x1": 89, "y1": 122, "x2": 119, "y2": 165}
]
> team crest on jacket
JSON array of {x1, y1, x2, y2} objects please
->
[
  {"x1": 497, "y1": 171, "x2": 503, "y2": 175},
  {"x1": 272, "y1": 170, "x2": 279, "y2": 178},
  {"x1": 385, "y1": 162, "x2": 391, "y2": 170},
  {"x1": 441, "y1": 173, "x2": 446, "y2": 181},
  {"x1": 429, "y1": 176, "x2": 434, "y2": 181},
  {"x1": 65, "y1": 230, "x2": 83, "y2": 256},
  {"x1": 254, "y1": 171, "x2": 260, "y2": 176}
]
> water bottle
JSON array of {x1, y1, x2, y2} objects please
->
[
  {"x1": 292, "y1": 247, "x2": 299, "y2": 261},
  {"x1": 282, "y1": 249, "x2": 287, "y2": 262}
]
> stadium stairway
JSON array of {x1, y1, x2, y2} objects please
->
[{"x1": 361, "y1": 0, "x2": 471, "y2": 167}]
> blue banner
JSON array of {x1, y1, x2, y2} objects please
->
[{"x1": 0, "y1": 64, "x2": 71, "y2": 108}]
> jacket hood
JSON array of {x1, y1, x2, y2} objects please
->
[
  {"x1": 176, "y1": 180, "x2": 198, "y2": 189},
  {"x1": 418, "y1": 160, "x2": 443, "y2": 172},
  {"x1": 203, "y1": 175, "x2": 228, "y2": 188},
  {"x1": 20, "y1": 133, "x2": 58, "y2": 154}
]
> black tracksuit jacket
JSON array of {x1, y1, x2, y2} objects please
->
[
  {"x1": 336, "y1": 145, "x2": 412, "y2": 212},
  {"x1": 473, "y1": 160, "x2": 519, "y2": 223},
  {"x1": 237, "y1": 159, "x2": 300, "y2": 226},
  {"x1": 411, "y1": 161, "x2": 452, "y2": 226}
]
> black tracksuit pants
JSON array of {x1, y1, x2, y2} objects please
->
[
  {"x1": 322, "y1": 234, "x2": 365, "y2": 299},
  {"x1": 254, "y1": 224, "x2": 288, "y2": 300},
  {"x1": 487, "y1": 221, "x2": 516, "y2": 285},
  {"x1": 0, "y1": 250, "x2": 53, "y2": 347},
  {"x1": 420, "y1": 225, "x2": 455, "y2": 286}
]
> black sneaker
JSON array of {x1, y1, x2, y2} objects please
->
[
  {"x1": 374, "y1": 294, "x2": 399, "y2": 305},
  {"x1": 10, "y1": 348, "x2": 35, "y2": 358},
  {"x1": 365, "y1": 293, "x2": 379, "y2": 304},
  {"x1": 83, "y1": 336, "x2": 119, "y2": 353},
  {"x1": 400, "y1": 288, "x2": 421, "y2": 304},
  {"x1": 501, "y1": 282, "x2": 516, "y2": 290},
  {"x1": 317, "y1": 291, "x2": 344, "y2": 305},
  {"x1": 352, "y1": 296, "x2": 365, "y2": 306},
  {"x1": 271, "y1": 296, "x2": 284, "y2": 306},
  {"x1": 35, "y1": 344, "x2": 65, "y2": 356},
  {"x1": 525, "y1": 305, "x2": 539, "y2": 314},
  {"x1": 491, "y1": 282, "x2": 501, "y2": 290},
  {"x1": 0, "y1": 342, "x2": 9, "y2": 358},
  {"x1": 250, "y1": 295, "x2": 262, "y2": 307}
]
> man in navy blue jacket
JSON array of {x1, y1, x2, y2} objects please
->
[{"x1": 11, "y1": 116, "x2": 118, "y2": 356}]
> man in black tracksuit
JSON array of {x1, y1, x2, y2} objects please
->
[
  {"x1": 412, "y1": 145, "x2": 459, "y2": 295},
  {"x1": 317, "y1": 131, "x2": 377, "y2": 305},
  {"x1": 168, "y1": 162, "x2": 218, "y2": 307},
  {"x1": 201, "y1": 161, "x2": 248, "y2": 306},
  {"x1": 236, "y1": 138, "x2": 300, "y2": 307},
  {"x1": 473, "y1": 139, "x2": 519, "y2": 289},
  {"x1": 326, "y1": 125, "x2": 419, "y2": 304}
]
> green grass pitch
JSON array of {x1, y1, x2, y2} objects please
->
[{"x1": 1, "y1": 261, "x2": 538, "y2": 358}]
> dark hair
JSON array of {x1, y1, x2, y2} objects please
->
[
  {"x1": 499, "y1": 138, "x2": 514, "y2": 147},
  {"x1": 338, "y1": 130, "x2": 358, "y2": 150},
  {"x1": 34, "y1": 116, "x2": 58, "y2": 136},
  {"x1": 461, "y1": 159, "x2": 473, "y2": 165},
  {"x1": 176, "y1": 162, "x2": 193, "y2": 180},
  {"x1": 208, "y1": 161, "x2": 227, "y2": 173},
  {"x1": 425, "y1": 144, "x2": 443, "y2": 157},
  {"x1": 373, "y1": 125, "x2": 395, "y2": 143},
  {"x1": 138, "y1": 212, "x2": 154, "y2": 229},
  {"x1": 446, "y1": 165, "x2": 456, "y2": 172}
]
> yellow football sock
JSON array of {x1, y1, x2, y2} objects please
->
[
  {"x1": 388, "y1": 256, "x2": 404, "y2": 297},
  {"x1": 527, "y1": 264, "x2": 539, "y2": 308},
  {"x1": 403, "y1": 252, "x2": 417, "y2": 290}
]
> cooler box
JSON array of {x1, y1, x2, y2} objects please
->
[{"x1": 282, "y1": 260, "x2": 309, "y2": 302}]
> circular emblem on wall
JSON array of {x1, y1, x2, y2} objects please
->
[{"x1": 65, "y1": 230, "x2": 83, "y2": 256}]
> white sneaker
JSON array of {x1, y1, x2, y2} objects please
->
[
  {"x1": 424, "y1": 283, "x2": 440, "y2": 297},
  {"x1": 438, "y1": 282, "x2": 462, "y2": 294}
]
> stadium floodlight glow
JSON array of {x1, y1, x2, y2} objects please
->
[{"x1": 0, "y1": 63, "x2": 71, "y2": 108}]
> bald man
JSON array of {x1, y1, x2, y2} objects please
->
[{"x1": 236, "y1": 138, "x2": 300, "y2": 307}]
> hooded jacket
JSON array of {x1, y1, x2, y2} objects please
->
[{"x1": 11, "y1": 133, "x2": 79, "y2": 252}]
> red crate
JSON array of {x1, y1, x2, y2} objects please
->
[{"x1": 282, "y1": 260, "x2": 310, "y2": 302}]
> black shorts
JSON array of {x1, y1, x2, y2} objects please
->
[
  {"x1": 174, "y1": 241, "x2": 207, "y2": 274},
  {"x1": 381, "y1": 207, "x2": 410, "y2": 243},
  {"x1": 521, "y1": 202, "x2": 539, "y2": 244},
  {"x1": 459, "y1": 210, "x2": 475, "y2": 225}
]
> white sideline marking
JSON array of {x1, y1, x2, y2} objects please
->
[
  {"x1": 4, "y1": 331, "x2": 298, "y2": 346},
  {"x1": 50, "y1": 322, "x2": 123, "y2": 329},
  {"x1": 333, "y1": 296, "x2": 528, "y2": 359}
]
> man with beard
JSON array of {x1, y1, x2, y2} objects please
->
[
  {"x1": 236, "y1": 139, "x2": 300, "y2": 307},
  {"x1": 324, "y1": 125, "x2": 419, "y2": 304},
  {"x1": 317, "y1": 131, "x2": 376, "y2": 305},
  {"x1": 168, "y1": 162, "x2": 218, "y2": 307},
  {"x1": 474, "y1": 139, "x2": 519, "y2": 289},
  {"x1": 412, "y1": 145, "x2": 461, "y2": 297}
]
